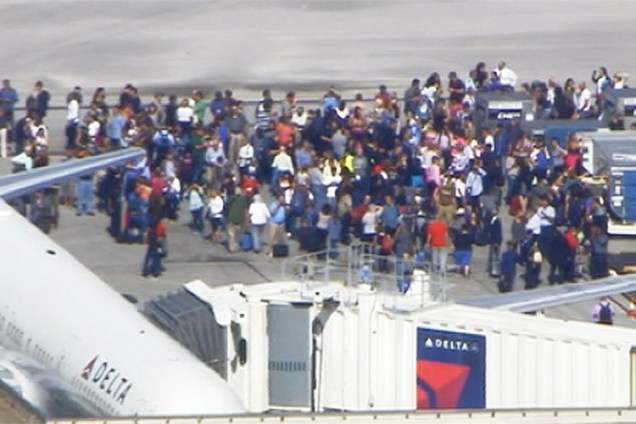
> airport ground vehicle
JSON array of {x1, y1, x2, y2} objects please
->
[
  {"x1": 580, "y1": 130, "x2": 636, "y2": 235},
  {"x1": 474, "y1": 91, "x2": 535, "y2": 134},
  {"x1": 602, "y1": 88, "x2": 636, "y2": 128}
]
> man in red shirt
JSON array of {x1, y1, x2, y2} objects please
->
[
  {"x1": 275, "y1": 116, "x2": 295, "y2": 148},
  {"x1": 427, "y1": 213, "x2": 450, "y2": 278}
]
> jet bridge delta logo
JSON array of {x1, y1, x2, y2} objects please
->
[
  {"x1": 416, "y1": 328, "x2": 485, "y2": 409},
  {"x1": 81, "y1": 355, "x2": 133, "y2": 404}
]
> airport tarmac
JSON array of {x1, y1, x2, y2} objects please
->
[
  {"x1": 1, "y1": 0, "x2": 636, "y2": 420},
  {"x1": 1, "y1": 0, "x2": 636, "y2": 103}
]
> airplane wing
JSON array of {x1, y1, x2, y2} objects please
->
[
  {"x1": 457, "y1": 274, "x2": 636, "y2": 313},
  {"x1": 0, "y1": 147, "x2": 146, "y2": 200}
]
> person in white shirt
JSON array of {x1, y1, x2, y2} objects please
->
[
  {"x1": 237, "y1": 137, "x2": 255, "y2": 176},
  {"x1": 86, "y1": 115, "x2": 101, "y2": 148},
  {"x1": 66, "y1": 87, "x2": 82, "y2": 150},
  {"x1": 271, "y1": 146, "x2": 295, "y2": 193},
  {"x1": 34, "y1": 127, "x2": 49, "y2": 149},
  {"x1": 450, "y1": 142, "x2": 470, "y2": 175},
  {"x1": 204, "y1": 137, "x2": 226, "y2": 189},
  {"x1": 536, "y1": 195, "x2": 556, "y2": 261},
  {"x1": 361, "y1": 204, "x2": 382, "y2": 243},
  {"x1": 465, "y1": 163, "x2": 486, "y2": 216},
  {"x1": 167, "y1": 173, "x2": 181, "y2": 197},
  {"x1": 494, "y1": 60, "x2": 517, "y2": 89},
  {"x1": 66, "y1": 97, "x2": 80, "y2": 122},
  {"x1": 575, "y1": 81, "x2": 592, "y2": 118},
  {"x1": 613, "y1": 72, "x2": 628, "y2": 90},
  {"x1": 176, "y1": 98, "x2": 194, "y2": 137},
  {"x1": 335, "y1": 100, "x2": 350, "y2": 122},
  {"x1": 525, "y1": 208, "x2": 541, "y2": 237},
  {"x1": 291, "y1": 106, "x2": 308, "y2": 130},
  {"x1": 592, "y1": 66, "x2": 611, "y2": 97},
  {"x1": 453, "y1": 175, "x2": 467, "y2": 202},
  {"x1": 481, "y1": 127, "x2": 495, "y2": 150},
  {"x1": 537, "y1": 203, "x2": 555, "y2": 228},
  {"x1": 206, "y1": 188, "x2": 225, "y2": 243},
  {"x1": 248, "y1": 194, "x2": 271, "y2": 253}
]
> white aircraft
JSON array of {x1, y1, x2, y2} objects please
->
[{"x1": 0, "y1": 148, "x2": 245, "y2": 417}]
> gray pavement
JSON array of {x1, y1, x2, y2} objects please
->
[{"x1": 2, "y1": 0, "x2": 636, "y2": 97}]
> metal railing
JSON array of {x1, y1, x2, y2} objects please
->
[{"x1": 280, "y1": 243, "x2": 452, "y2": 308}]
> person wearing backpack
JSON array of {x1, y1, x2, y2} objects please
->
[
  {"x1": 592, "y1": 297, "x2": 615, "y2": 325},
  {"x1": 435, "y1": 173, "x2": 456, "y2": 225}
]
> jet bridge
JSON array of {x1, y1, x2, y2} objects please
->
[{"x1": 142, "y1": 290, "x2": 229, "y2": 379}]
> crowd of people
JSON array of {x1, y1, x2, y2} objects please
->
[{"x1": 3, "y1": 61, "x2": 627, "y2": 285}]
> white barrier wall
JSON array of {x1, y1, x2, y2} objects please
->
[
  {"x1": 318, "y1": 301, "x2": 634, "y2": 412},
  {"x1": 421, "y1": 305, "x2": 633, "y2": 409}
]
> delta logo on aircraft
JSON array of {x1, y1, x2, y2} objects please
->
[{"x1": 81, "y1": 355, "x2": 133, "y2": 404}]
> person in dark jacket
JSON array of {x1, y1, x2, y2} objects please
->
[
  {"x1": 518, "y1": 230, "x2": 541, "y2": 289},
  {"x1": 452, "y1": 224, "x2": 474, "y2": 277},
  {"x1": 498, "y1": 241, "x2": 518, "y2": 292},
  {"x1": 296, "y1": 218, "x2": 320, "y2": 253},
  {"x1": 589, "y1": 224, "x2": 609, "y2": 279},
  {"x1": 547, "y1": 229, "x2": 570, "y2": 285}
]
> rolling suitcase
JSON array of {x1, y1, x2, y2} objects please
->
[{"x1": 240, "y1": 232, "x2": 253, "y2": 251}]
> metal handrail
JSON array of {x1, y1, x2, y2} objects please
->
[{"x1": 281, "y1": 242, "x2": 451, "y2": 306}]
